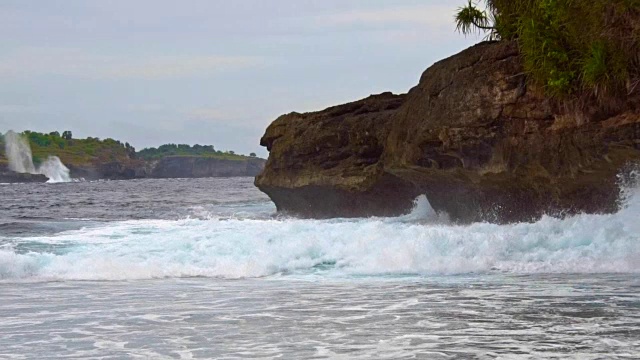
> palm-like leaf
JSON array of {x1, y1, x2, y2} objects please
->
[{"x1": 455, "y1": 0, "x2": 492, "y2": 36}]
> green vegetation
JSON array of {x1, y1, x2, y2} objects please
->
[
  {"x1": 455, "y1": 0, "x2": 498, "y2": 40},
  {"x1": 0, "y1": 130, "x2": 136, "y2": 167},
  {"x1": 0, "y1": 131, "x2": 259, "y2": 167},
  {"x1": 455, "y1": 0, "x2": 640, "y2": 98},
  {"x1": 137, "y1": 143, "x2": 251, "y2": 161}
]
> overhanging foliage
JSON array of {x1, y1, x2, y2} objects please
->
[{"x1": 456, "y1": 0, "x2": 640, "y2": 98}]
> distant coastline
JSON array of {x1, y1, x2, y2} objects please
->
[{"x1": 0, "y1": 131, "x2": 265, "y2": 182}]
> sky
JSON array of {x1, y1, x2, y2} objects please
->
[{"x1": 0, "y1": 0, "x2": 481, "y2": 156}]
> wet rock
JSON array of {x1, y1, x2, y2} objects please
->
[{"x1": 0, "y1": 170, "x2": 48, "y2": 183}]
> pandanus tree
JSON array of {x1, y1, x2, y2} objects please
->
[{"x1": 454, "y1": 0, "x2": 498, "y2": 40}]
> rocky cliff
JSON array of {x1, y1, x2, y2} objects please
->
[
  {"x1": 150, "y1": 156, "x2": 265, "y2": 178},
  {"x1": 67, "y1": 156, "x2": 265, "y2": 180},
  {"x1": 255, "y1": 41, "x2": 640, "y2": 223},
  {"x1": 1, "y1": 157, "x2": 265, "y2": 182}
]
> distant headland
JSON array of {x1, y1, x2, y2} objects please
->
[{"x1": 0, "y1": 130, "x2": 265, "y2": 183}]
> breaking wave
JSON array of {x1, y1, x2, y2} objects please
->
[{"x1": 1, "y1": 182, "x2": 639, "y2": 281}]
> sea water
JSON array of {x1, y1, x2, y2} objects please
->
[{"x1": 0, "y1": 177, "x2": 638, "y2": 359}]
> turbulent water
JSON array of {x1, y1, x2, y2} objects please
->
[
  {"x1": 1, "y1": 177, "x2": 639, "y2": 358},
  {"x1": 4, "y1": 130, "x2": 72, "y2": 183}
]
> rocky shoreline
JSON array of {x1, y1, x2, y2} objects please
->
[
  {"x1": 0, "y1": 171, "x2": 48, "y2": 183},
  {"x1": 1, "y1": 156, "x2": 266, "y2": 182},
  {"x1": 255, "y1": 41, "x2": 640, "y2": 223}
]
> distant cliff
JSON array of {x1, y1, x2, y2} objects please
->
[
  {"x1": 0, "y1": 134, "x2": 265, "y2": 181},
  {"x1": 150, "y1": 156, "x2": 265, "y2": 178},
  {"x1": 0, "y1": 156, "x2": 265, "y2": 181},
  {"x1": 56, "y1": 156, "x2": 265, "y2": 180},
  {"x1": 256, "y1": 41, "x2": 640, "y2": 223}
]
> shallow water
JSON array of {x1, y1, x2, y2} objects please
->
[{"x1": 0, "y1": 177, "x2": 639, "y2": 358}]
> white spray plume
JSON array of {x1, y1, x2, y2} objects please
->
[
  {"x1": 3, "y1": 130, "x2": 71, "y2": 183},
  {"x1": 5, "y1": 130, "x2": 36, "y2": 174}
]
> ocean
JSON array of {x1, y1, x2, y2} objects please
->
[{"x1": 0, "y1": 177, "x2": 638, "y2": 359}]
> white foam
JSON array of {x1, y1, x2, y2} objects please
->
[
  {"x1": 2, "y1": 173, "x2": 639, "y2": 281},
  {"x1": 38, "y1": 156, "x2": 71, "y2": 183},
  {"x1": 1, "y1": 189, "x2": 640, "y2": 281},
  {"x1": 3, "y1": 130, "x2": 72, "y2": 183},
  {"x1": 4, "y1": 130, "x2": 36, "y2": 174}
]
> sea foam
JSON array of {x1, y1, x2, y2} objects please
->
[
  {"x1": 4, "y1": 130, "x2": 71, "y2": 183},
  {"x1": 1, "y1": 182, "x2": 639, "y2": 281}
]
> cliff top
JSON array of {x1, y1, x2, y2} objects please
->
[{"x1": 0, "y1": 131, "x2": 263, "y2": 170}]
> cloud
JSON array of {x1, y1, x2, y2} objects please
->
[
  {"x1": 185, "y1": 107, "x2": 230, "y2": 121},
  {"x1": 321, "y1": 5, "x2": 456, "y2": 29},
  {"x1": 312, "y1": 4, "x2": 474, "y2": 45},
  {"x1": 184, "y1": 107, "x2": 270, "y2": 128},
  {"x1": 0, "y1": 47, "x2": 262, "y2": 80},
  {"x1": 0, "y1": 104, "x2": 43, "y2": 114},
  {"x1": 125, "y1": 104, "x2": 167, "y2": 113}
]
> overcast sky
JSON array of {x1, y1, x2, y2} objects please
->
[{"x1": 0, "y1": 0, "x2": 480, "y2": 156}]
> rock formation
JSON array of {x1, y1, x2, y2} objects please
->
[
  {"x1": 150, "y1": 156, "x2": 265, "y2": 178},
  {"x1": 66, "y1": 157, "x2": 266, "y2": 180},
  {"x1": 0, "y1": 170, "x2": 48, "y2": 183},
  {"x1": 1, "y1": 156, "x2": 265, "y2": 182},
  {"x1": 255, "y1": 41, "x2": 640, "y2": 223}
]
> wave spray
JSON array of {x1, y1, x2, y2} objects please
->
[{"x1": 4, "y1": 130, "x2": 71, "y2": 183}]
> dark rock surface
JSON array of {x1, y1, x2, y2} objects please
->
[
  {"x1": 256, "y1": 41, "x2": 640, "y2": 223},
  {"x1": 257, "y1": 92, "x2": 410, "y2": 217},
  {"x1": 0, "y1": 171, "x2": 48, "y2": 183},
  {"x1": 66, "y1": 157, "x2": 265, "y2": 180},
  {"x1": 1, "y1": 156, "x2": 265, "y2": 182},
  {"x1": 151, "y1": 156, "x2": 265, "y2": 178}
]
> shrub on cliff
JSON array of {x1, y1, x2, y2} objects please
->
[
  {"x1": 456, "y1": 0, "x2": 640, "y2": 98},
  {"x1": 0, "y1": 130, "x2": 136, "y2": 167},
  {"x1": 136, "y1": 143, "x2": 249, "y2": 161}
]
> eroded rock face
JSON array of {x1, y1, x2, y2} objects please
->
[
  {"x1": 256, "y1": 41, "x2": 640, "y2": 223},
  {"x1": 256, "y1": 92, "x2": 419, "y2": 217}
]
